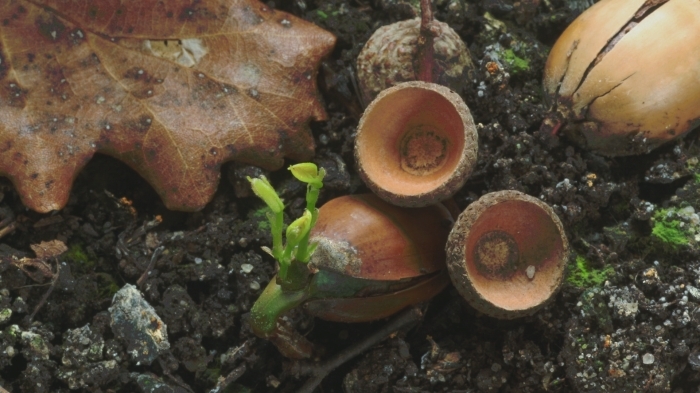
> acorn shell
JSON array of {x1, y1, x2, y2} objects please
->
[
  {"x1": 355, "y1": 81, "x2": 478, "y2": 208},
  {"x1": 446, "y1": 190, "x2": 569, "y2": 319},
  {"x1": 543, "y1": 0, "x2": 700, "y2": 155},
  {"x1": 304, "y1": 270, "x2": 450, "y2": 323},
  {"x1": 308, "y1": 193, "x2": 453, "y2": 281}
]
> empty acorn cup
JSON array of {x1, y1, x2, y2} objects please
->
[
  {"x1": 445, "y1": 190, "x2": 569, "y2": 319},
  {"x1": 354, "y1": 81, "x2": 478, "y2": 207}
]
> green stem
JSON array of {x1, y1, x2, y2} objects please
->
[
  {"x1": 296, "y1": 185, "x2": 320, "y2": 263},
  {"x1": 269, "y1": 210, "x2": 285, "y2": 275},
  {"x1": 249, "y1": 277, "x2": 309, "y2": 338}
]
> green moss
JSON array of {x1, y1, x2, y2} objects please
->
[
  {"x1": 694, "y1": 172, "x2": 700, "y2": 184},
  {"x1": 651, "y1": 208, "x2": 689, "y2": 247},
  {"x1": 95, "y1": 273, "x2": 120, "y2": 298},
  {"x1": 502, "y1": 49, "x2": 530, "y2": 74},
  {"x1": 652, "y1": 219, "x2": 688, "y2": 246},
  {"x1": 0, "y1": 308, "x2": 11, "y2": 324},
  {"x1": 64, "y1": 244, "x2": 94, "y2": 270},
  {"x1": 251, "y1": 207, "x2": 271, "y2": 231},
  {"x1": 567, "y1": 255, "x2": 613, "y2": 288}
]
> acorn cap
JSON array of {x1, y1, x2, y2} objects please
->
[
  {"x1": 446, "y1": 190, "x2": 569, "y2": 319},
  {"x1": 356, "y1": 18, "x2": 474, "y2": 104},
  {"x1": 355, "y1": 81, "x2": 478, "y2": 208}
]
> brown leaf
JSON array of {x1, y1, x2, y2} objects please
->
[
  {"x1": 0, "y1": 0, "x2": 335, "y2": 212},
  {"x1": 11, "y1": 239, "x2": 67, "y2": 282},
  {"x1": 29, "y1": 239, "x2": 68, "y2": 259}
]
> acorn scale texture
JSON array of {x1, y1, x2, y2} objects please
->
[{"x1": 356, "y1": 18, "x2": 474, "y2": 104}]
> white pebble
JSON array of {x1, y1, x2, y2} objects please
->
[{"x1": 526, "y1": 265, "x2": 536, "y2": 279}]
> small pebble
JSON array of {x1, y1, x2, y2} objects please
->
[
  {"x1": 250, "y1": 281, "x2": 260, "y2": 290},
  {"x1": 240, "y1": 264, "x2": 254, "y2": 274},
  {"x1": 526, "y1": 265, "x2": 536, "y2": 279},
  {"x1": 642, "y1": 353, "x2": 655, "y2": 364}
]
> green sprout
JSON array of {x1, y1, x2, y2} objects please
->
[{"x1": 247, "y1": 163, "x2": 325, "y2": 357}]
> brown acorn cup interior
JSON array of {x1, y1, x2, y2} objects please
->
[
  {"x1": 356, "y1": 86, "x2": 466, "y2": 196},
  {"x1": 464, "y1": 200, "x2": 565, "y2": 311}
]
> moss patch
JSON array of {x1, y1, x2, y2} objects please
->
[
  {"x1": 651, "y1": 208, "x2": 689, "y2": 247},
  {"x1": 502, "y1": 49, "x2": 530, "y2": 74},
  {"x1": 567, "y1": 255, "x2": 613, "y2": 288},
  {"x1": 64, "y1": 244, "x2": 95, "y2": 271}
]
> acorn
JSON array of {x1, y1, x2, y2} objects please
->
[
  {"x1": 303, "y1": 193, "x2": 454, "y2": 322},
  {"x1": 355, "y1": 81, "x2": 478, "y2": 207},
  {"x1": 356, "y1": 6, "x2": 473, "y2": 104},
  {"x1": 446, "y1": 190, "x2": 569, "y2": 319},
  {"x1": 542, "y1": 0, "x2": 700, "y2": 156}
]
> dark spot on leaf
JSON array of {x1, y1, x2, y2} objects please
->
[
  {"x1": 31, "y1": 173, "x2": 38, "y2": 179},
  {"x1": 35, "y1": 13, "x2": 66, "y2": 42},
  {"x1": 26, "y1": 53, "x2": 35, "y2": 63},
  {"x1": 2, "y1": 82, "x2": 27, "y2": 108},
  {"x1": 140, "y1": 116, "x2": 153, "y2": 129},
  {"x1": 179, "y1": 6, "x2": 216, "y2": 22},
  {"x1": 45, "y1": 180, "x2": 54, "y2": 189},
  {"x1": 0, "y1": 141, "x2": 12, "y2": 153},
  {"x1": 221, "y1": 84, "x2": 238, "y2": 95},
  {"x1": 124, "y1": 67, "x2": 150, "y2": 81},
  {"x1": 123, "y1": 115, "x2": 153, "y2": 133},
  {"x1": 166, "y1": 11, "x2": 174, "y2": 18}
]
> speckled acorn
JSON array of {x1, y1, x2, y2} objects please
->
[
  {"x1": 355, "y1": 81, "x2": 478, "y2": 208},
  {"x1": 303, "y1": 193, "x2": 454, "y2": 322},
  {"x1": 542, "y1": 0, "x2": 700, "y2": 156},
  {"x1": 446, "y1": 190, "x2": 569, "y2": 319}
]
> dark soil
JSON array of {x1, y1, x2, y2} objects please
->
[{"x1": 2, "y1": 0, "x2": 700, "y2": 392}]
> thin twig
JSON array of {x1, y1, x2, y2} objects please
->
[
  {"x1": 137, "y1": 245, "x2": 164, "y2": 287},
  {"x1": 210, "y1": 364, "x2": 247, "y2": 393},
  {"x1": 158, "y1": 358, "x2": 196, "y2": 393},
  {"x1": 296, "y1": 306, "x2": 424, "y2": 393},
  {"x1": 27, "y1": 259, "x2": 60, "y2": 322},
  {"x1": 0, "y1": 221, "x2": 16, "y2": 239}
]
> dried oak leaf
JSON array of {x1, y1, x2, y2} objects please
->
[{"x1": 0, "y1": 0, "x2": 335, "y2": 212}]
